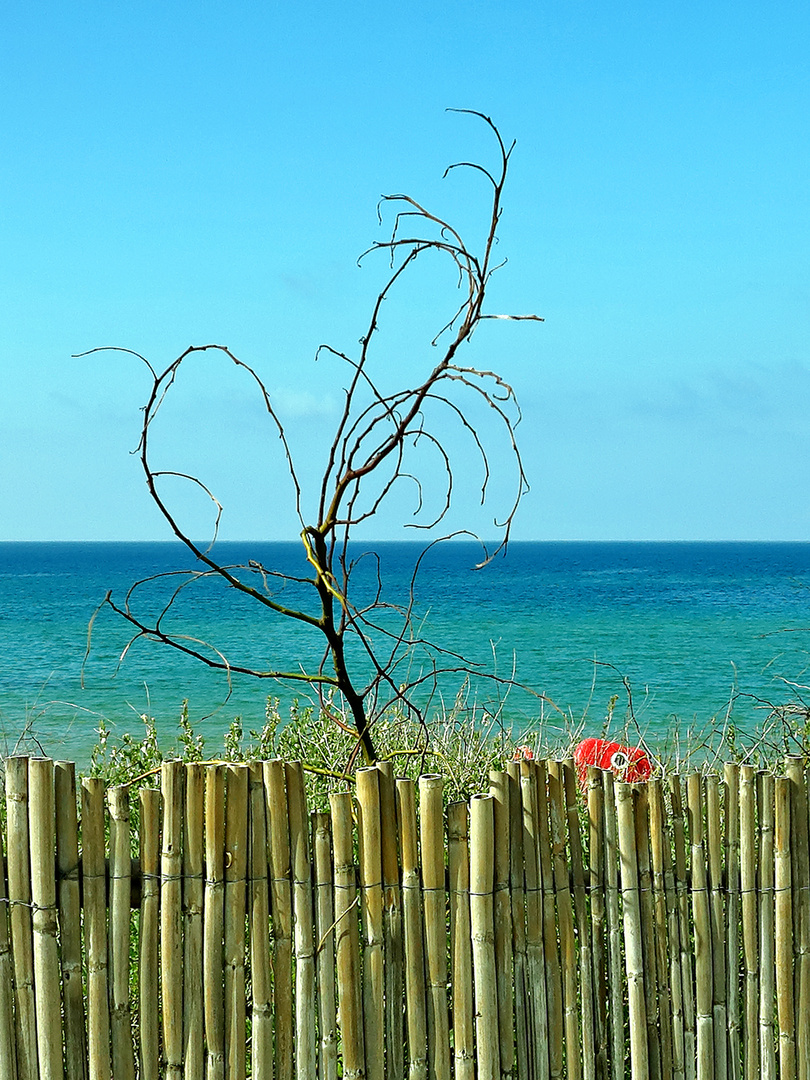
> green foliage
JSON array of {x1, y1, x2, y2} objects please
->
[
  {"x1": 89, "y1": 714, "x2": 163, "y2": 787},
  {"x1": 85, "y1": 689, "x2": 553, "y2": 810},
  {"x1": 83, "y1": 674, "x2": 810, "y2": 810},
  {"x1": 88, "y1": 700, "x2": 206, "y2": 786},
  {"x1": 273, "y1": 693, "x2": 522, "y2": 810}
]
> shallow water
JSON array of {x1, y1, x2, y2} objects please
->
[{"x1": 1, "y1": 540, "x2": 809, "y2": 767}]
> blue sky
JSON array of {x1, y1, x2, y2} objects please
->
[{"x1": 2, "y1": 0, "x2": 808, "y2": 541}]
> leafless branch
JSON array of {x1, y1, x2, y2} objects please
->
[{"x1": 87, "y1": 113, "x2": 542, "y2": 763}]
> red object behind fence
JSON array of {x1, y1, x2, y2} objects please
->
[{"x1": 573, "y1": 737, "x2": 652, "y2": 788}]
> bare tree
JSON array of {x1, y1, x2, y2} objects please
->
[{"x1": 82, "y1": 111, "x2": 542, "y2": 765}]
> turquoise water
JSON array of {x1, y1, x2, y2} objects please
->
[{"x1": 1, "y1": 541, "x2": 809, "y2": 767}]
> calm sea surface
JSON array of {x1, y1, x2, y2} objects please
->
[{"x1": 1, "y1": 541, "x2": 809, "y2": 767}]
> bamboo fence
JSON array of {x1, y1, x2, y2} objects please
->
[{"x1": 2, "y1": 754, "x2": 810, "y2": 1079}]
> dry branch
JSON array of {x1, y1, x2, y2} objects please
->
[{"x1": 82, "y1": 112, "x2": 540, "y2": 766}]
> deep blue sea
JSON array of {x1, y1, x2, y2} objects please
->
[{"x1": 1, "y1": 541, "x2": 809, "y2": 768}]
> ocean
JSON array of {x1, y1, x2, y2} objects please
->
[{"x1": 1, "y1": 540, "x2": 809, "y2": 768}]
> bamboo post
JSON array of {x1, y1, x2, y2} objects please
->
[
  {"x1": 724, "y1": 762, "x2": 742, "y2": 1080},
  {"x1": 54, "y1": 761, "x2": 86, "y2": 1080},
  {"x1": 705, "y1": 774, "x2": 727, "y2": 1080},
  {"x1": 312, "y1": 810, "x2": 337, "y2": 1080},
  {"x1": 162, "y1": 761, "x2": 185, "y2": 1080},
  {"x1": 396, "y1": 778, "x2": 427, "y2": 1080},
  {"x1": 586, "y1": 765, "x2": 609, "y2": 1080},
  {"x1": 377, "y1": 761, "x2": 405, "y2": 1080},
  {"x1": 536, "y1": 761, "x2": 562, "y2": 1080},
  {"x1": 634, "y1": 782, "x2": 661, "y2": 1080},
  {"x1": 204, "y1": 765, "x2": 226, "y2": 1080},
  {"x1": 563, "y1": 760, "x2": 595, "y2": 1080},
  {"x1": 139, "y1": 787, "x2": 161, "y2": 1080},
  {"x1": 420, "y1": 774, "x2": 450, "y2": 1080},
  {"x1": 650, "y1": 778, "x2": 681, "y2": 1080},
  {"x1": 0, "y1": 813, "x2": 16, "y2": 1080},
  {"x1": 757, "y1": 771, "x2": 776, "y2": 1080},
  {"x1": 786, "y1": 756, "x2": 810, "y2": 1080},
  {"x1": 330, "y1": 790, "x2": 365, "y2": 1080},
  {"x1": 506, "y1": 761, "x2": 530, "y2": 1080},
  {"x1": 286, "y1": 763, "x2": 317, "y2": 1080},
  {"x1": 264, "y1": 761, "x2": 293, "y2": 1080},
  {"x1": 616, "y1": 780, "x2": 648, "y2": 1080},
  {"x1": 248, "y1": 764, "x2": 274, "y2": 1080},
  {"x1": 520, "y1": 760, "x2": 549, "y2": 1080},
  {"x1": 287, "y1": 762, "x2": 317, "y2": 1080},
  {"x1": 547, "y1": 764, "x2": 581, "y2": 1080},
  {"x1": 81, "y1": 777, "x2": 111, "y2": 1080},
  {"x1": 184, "y1": 763, "x2": 205, "y2": 1080},
  {"x1": 28, "y1": 758, "x2": 63, "y2": 1080},
  {"x1": 224, "y1": 764, "x2": 248, "y2": 1080},
  {"x1": 6, "y1": 757, "x2": 38, "y2": 1080},
  {"x1": 740, "y1": 763, "x2": 759, "y2": 1080},
  {"x1": 686, "y1": 772, "x2": 713, "y2": 1080},
  {"x1": 108, "y1": 784, "x2": 136, "y2": 1080},
  {"x1": 357, "y1": 767, "x2": 385, "y2": 1080},
  {"x1": 448, "y1": 801, "x2": 474, "y2": 1080},
  {"x1": 489, "y1": 769, "x2": 515, "y2": 1080},
  {"x1": 603, "y1": 770, "x2": 625, "y2": 1080},
  {"x1": 470, "y1": 793, "x2": 500, "y2": 1080},
  {"x1": 670, "y1": 775, "x2": 696, "y2": 1080},
  {"x1": 646, "y1": 784, "x2": 667, "y2": 1080},
  {"x1": 662, "y1": 775, "x2": 686, "y2": 1080},
  {"x1": 775, "y1": 776, "x2": 795, "y2": 1080}
]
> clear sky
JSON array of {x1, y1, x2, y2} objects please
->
[{"x1": 2, "y1": 0, "x2": 808, "y2": 542}]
